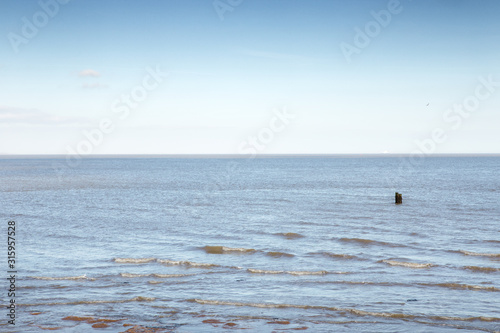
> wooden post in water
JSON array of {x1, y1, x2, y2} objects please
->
[{"x1": 395, "y1": 192, "x2": 403, "y2": 204}]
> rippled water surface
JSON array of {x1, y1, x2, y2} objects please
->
[{"x1": 0, "y1": 157, "x2": 499, "y2": 332}]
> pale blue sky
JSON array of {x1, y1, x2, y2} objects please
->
[{"x1": 1, "y1": 0, "x2": 499, "y2": 154}]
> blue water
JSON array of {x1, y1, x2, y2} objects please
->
[{"x1": 0, "y1": 157, "x2": 499, "y2": 332}]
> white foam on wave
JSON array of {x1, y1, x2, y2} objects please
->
[
  {"x1": 153, "y1": 273, "x2": 191, "y2": 278},
  {"x1": 381, "y1": 260, "x2": 433, "y2": 268},
  {"x1": 120, "y1": 273, "x2": 148, "y2": 278},
  {"x1": 148, "y1": 280, "x2": 163, "y2": 284},
  {"x1": 224, "y1": 246, "x2": 256, "y2": 252},
  {"x1": 157, "y1": 259, "x2": 218, "y2": 268},
  {"x1": 204, "y1": 246, "x2": 256, "y2": 254},
  {"x1": 247, "y1": 269, "x2": 283, "y2": 274},
  {"x1": 120, "y1": 273, "x2": 192, "y2": 278},
  {"x1": 247, "y1": 269, "x2": 344, "y2": 275},
  {"x1": 114, "y1": 258, "x2": 156, "y2": 264}
]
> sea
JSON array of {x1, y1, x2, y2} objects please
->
[{"x1": 0, "y1": 156, "x2": 499, "y2": 332}]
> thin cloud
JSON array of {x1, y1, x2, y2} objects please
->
[
  {"x1": 0, "y1": 107, "x2": 90, "y2": 126},
  {"x1": 78, "y1": 69, "x2": 101, "y2": 77}
]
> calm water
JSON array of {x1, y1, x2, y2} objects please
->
[{"x1": 0, "y1": 157, "x2": 499, "y2": 332}]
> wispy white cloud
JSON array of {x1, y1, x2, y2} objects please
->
[
  {"x1": 78, "y1": 69, "x2": 101, "y2": 77},
  {"x1": 0, "y1": 107, "x2": 90, "y2": 125}
]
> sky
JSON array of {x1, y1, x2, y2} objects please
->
[{"x1": 1, "y1": 0, "x2": 499, "y2": 155}]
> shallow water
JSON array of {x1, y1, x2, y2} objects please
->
[{"x1": 0, "y1": 157, "x2": 499, "y2": 332}]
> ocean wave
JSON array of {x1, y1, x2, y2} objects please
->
[
  {"x1": 311, "y1": 252, "x2": 359, "y2": 260},
  {"x1": 463, "y1": 266, "x2": 500, "y2": 273},
  {"x1": 274, "y1": 232, "x2": 305, "y2": 239},
  {"x1": 339, "y1": 237, "x2": 405, "y2": 248},
  {"x1": 428, "y1": 315, "x2": 500, "y2": 322},
  {"x1": 299, "y1": 280, "x2": 407, "y2": 287},
  {"x1": 380, "y1": 260, "x2": 434, "y2": 268},
  {"x1": 457, "y1": 250, "x2": 500, "y2": 258},
  {"x1": 62, "y1": 316, "x2": 122, "y2": 323},
  {"x1": 419, "y1": 283, "x2": 499, "y2": 292},
  {"x1": 247, "y1": 269, "x2": 339, "y2": 275},
  {"x1": 120, "y1": 273, "x2": 191, "y2": 278},
  {"x1": 29, "y1": 275, "x2": 94, "y2": 281},
  {"x1": 288, "y1": 270, "x2": 329, "y2": 276},
  {"x1": 298, "y1": 220, "x2": 320, "y2": 226},
  {"x1": 247, "y1": 269, "x2": 283, "y2": 274},
  {"x1": 188, "y1": 300, "x2": 411, "y2": 319},
  {"x1": 36, "y1": 325, "x2": 63, "y2": 330},
  {"x1": 148, "y1": 280, "x2": 164, "y2": 284},
  {"x1": 266, "y1": 251, "x2": 295, "y2": 258},
  {"x1": 204, "y1": 246, "x2": 256, "y2": 254},
  {"x1": 188, "y1": 299, "x2": 500, "y2": 322},
  {"x1": 157, "y1": 259, "x2": 218, "y2": 268},
  {"x1": 120, "y1": 273, "x2": 148, "y2": 278},
  {"x1": 114, "y1": 258, "x2": 156, "y2": 264},
  {"x1": 153, "y1": 273, "x2": 192, "y2": 278},
  {"x1": 19, "y1": 296, "x2": 155, "y2": 307}
]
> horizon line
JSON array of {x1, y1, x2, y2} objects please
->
[{"x1": 1, "y1": 153, "x2": 500, "y2": 159}]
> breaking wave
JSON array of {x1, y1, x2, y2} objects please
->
[
  {"x1": 114, "y1": 258, "x2": 156, "y2": 264},
  {"x1": 247, "y1": 269, "x2": 343, "y2": 275},
  {"x1": 120, "y1": 273, "x2": 191, "y2": 278},
  {"x1": 120, "y1": 273, "x2": 147, "y2": 278},
  {"x1": 157, "y1": 259, "x2": 219, "y2": 268},
  {"x1": 148, "y1": 280, "x2": 164, "y2": 284},
  {"x1": 380, "y1": 260, "x2": 434, "y2": 268},
  {"x1": 203, "y1": 246, "x2": 256, "y2": 254},
  {"x1": 247, "y1": 269, "x2": 282, "y2": 274}
]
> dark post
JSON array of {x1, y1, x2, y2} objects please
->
[{"x1": 395, "y1": 192, "x2": 402, "y2": 204}]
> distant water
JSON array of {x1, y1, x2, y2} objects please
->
[{"x1": 0, "y1": 157, "x2": 499, "y2": 332}]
